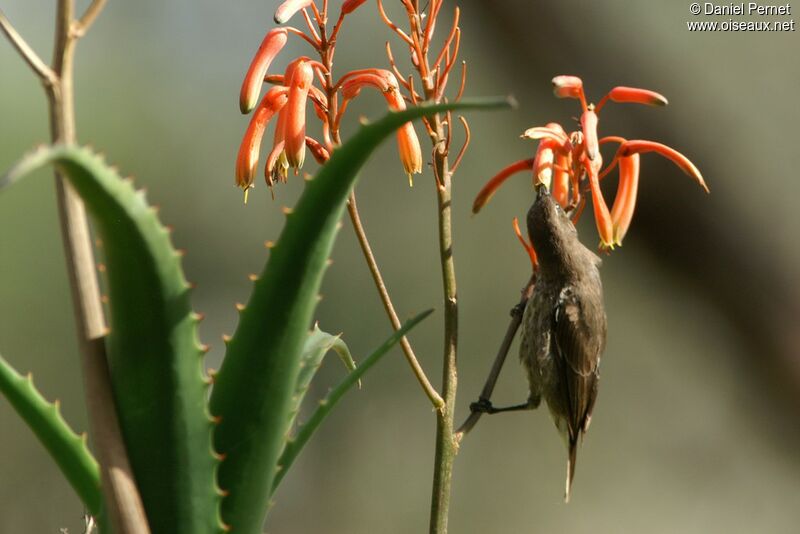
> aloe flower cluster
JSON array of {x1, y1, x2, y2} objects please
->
[
  {"x1": 235, "y1": 0, "x2": 425, "y2": 200},
  {"x1": 375, "y1": 0, "x2": 470, "y2": 180},
  {"x1": 474, "y1": 75, "x2": 709, "y2": 258}
]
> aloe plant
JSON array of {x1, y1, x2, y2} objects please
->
[{"x1": 0, "y1": 96, "x2": 508, "y2": 533}]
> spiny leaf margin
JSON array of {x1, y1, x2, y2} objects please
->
[
  {"x1": 286, "y1": 325, "x2": 357, "y2": 434},
  {"x1": 0, "y1": 353, "x2": 101, "y2": 515},
  {"x1": 210, "y1": 97, "x2": 512, "y2": 534},
  {"x1": 2, "y1": 145, "x2": 225, "y2": 533},
  {"x1": 271, "y1": 309, "x2": 432, "y2": 495}
]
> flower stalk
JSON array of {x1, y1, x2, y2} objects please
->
[
  {"x1": 235, "y1": 2, "x2": 471, "y2": 530},
  {"x1": 234, "y1": 0, "x2": 443, "y2": 407},
  {"x1": 375, "y1": 0, "x2": 470, "y2": 530}
]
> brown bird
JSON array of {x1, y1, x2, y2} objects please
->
[{"x1": 519, "y1": 183, "x2": 607, "y2": 502}]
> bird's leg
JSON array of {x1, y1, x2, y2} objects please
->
[
  {"x1": 455, "y1": 275, "x2": 536, "y2": 439},
  {"x1": 469, "y1": 397, "x2": 535, "y2": 414}
]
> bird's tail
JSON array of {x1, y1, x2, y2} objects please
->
[{"x1": 564, "y1": 436, "x2": 578, "y2": 503}]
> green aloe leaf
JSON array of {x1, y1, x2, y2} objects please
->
[
  {"x1": 271, "y1": 309, "x2": 432, "y2": 495},
  {"x1": 287, "y1": 324, "x2": 357, "y2": 432},
  {"x1": 0, "y1": 353, "x2": 101, "y2": 515},
  {"x1": 2, "y1": 147, "x2": 224, "y2": 533},
  {"x1": 209, "y1": 97, "x2": 512, "y2": 533}
]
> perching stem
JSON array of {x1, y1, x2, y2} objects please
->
[
  {"x1": 1, "y1": 3, "x2": 150, "y2": 532},
  {"x1": 428, "y1": 135, "x2": 458, "y2": 534}
]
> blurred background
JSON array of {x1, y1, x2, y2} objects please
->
[{"x1": 1, "y1": 0, "x2": 798, "y2": 532}]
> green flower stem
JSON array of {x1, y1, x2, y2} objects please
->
[
  {"x1": 428, "y1": 141, "x2": 459, "y2": 534},
  {"x1": 346, "y1": 192, "x2": 444, "y2": 408}
]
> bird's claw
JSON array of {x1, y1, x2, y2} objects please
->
[{"x1": 470, "y1": 398, "x2": 495, "y2": 414}]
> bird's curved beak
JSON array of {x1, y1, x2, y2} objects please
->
[{"x1": 535, "y1": 182, "x2": 550, "y2": 200}]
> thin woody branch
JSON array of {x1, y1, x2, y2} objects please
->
[
  {"x1": 1, "y1": 1, "x2": 151, "y2": 531},
  {"x1": 0, "y1": 9, "x2": 58, "y2": 85},
  {"x1": 346, "y1": 193, "x2": 445, "y2": 409},
  {"x1": 72, "y1": 0, "x2": 107, "y2": 37}
]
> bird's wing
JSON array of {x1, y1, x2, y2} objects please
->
[{"x1": 553, "y1": 287, "x2": 601, "y2": 437}]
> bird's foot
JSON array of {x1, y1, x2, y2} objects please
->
[{"x1": 469, "y1": 398, "x2": 495, "y2": 414}]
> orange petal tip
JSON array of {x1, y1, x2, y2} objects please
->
[
  {"x1": 608, "y1": 86, "x2": 668, "y2": 107},
  {"x1": 552, "y1": 75, "x2": 584, "y2": 99},
  {"x1": 620, "y1": 140, "x2": 708, "y2": 193},
  {"x1": 240, "y1": 29, "x2": 289, "y2": 114},
  {"x1": 341, "y1": 0, "x2": 368, "y2": 15},
  {"x1": 274, "y1": 0, "x2": 313, "y2": 24}
]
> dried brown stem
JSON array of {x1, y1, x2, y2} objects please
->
[
  {"x1": 72, "y1": 0, "x2": 107, "y2": 37},
  {"x1": 346, "y1": 194, "x2": 444, "y2": 409},
  {"x1": 0, "y1": 9, "x2": 57, "y2": 84}
]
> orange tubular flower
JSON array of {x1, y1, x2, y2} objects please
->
[
  {"x1": 607, "y1": 86, "x2": 668, "y2": 107},
  {"x1": 585, "y1": 155, "x2": 614, "y2": 249},
  {"x1": 609, "y1": 153, "x2": 640, "y2": 246},
  {"x1": 552, "y1": 75, "x2": 586, "y2": 108},
  {"x1": 235, "y1": 87, "x2": 289, "y2": 196},
  {"x1": 340, "y1": 70, "x2": 422, "y2": 183},
  {"x1": 581, "y1": 108, "x2": 601, "y2": 162},
  {"x1": 513, "y1": 217, "x2": 538, "y2": 270},
  {"x1": 274, "y1": 0, "x2": 313, "y2": 24},
  {"x1": 265, "y1": 140, "x2": 287, "y2": 190},
  {"x1": 283, "y1": 60, "x2": 314, "y2": 171},
  {"x1": 532, "y1": 140, "x2": 556, "y2": 188},
  {"x1": 472, "y1": 158, "x2": 535, "y2": 213},
  {"x1": 476, "y1": 75, "x2": 707, "y2": 259},
  {"x1": 384, "y1": 89, "x2": 423, "y2": 182},
  {"x1": 552, "y1": 153, "x2": 570, "y2": 207},
  {"x1": 305, "y1": 136, "x2": 331, "y2": 164},
  {"x1": 619, "y1": 140, "x2": 708, "y2": 191},
  {"x1": 341, "y1": 0, "x2": 369, "y2": 15},
  {"x1": 240, "y1": 28, "x2": 288, "y2": 114}
]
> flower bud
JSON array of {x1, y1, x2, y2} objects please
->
[
  {"x1": 552, "y1": 75, "x2": 584, "y2": 100},
  {"x1": 274, "y1": 0, "x2": 313, "y2": 24},
  {"x1": 240, "y1": 29, "x2": 288, "y2": 114},
  {"x1": 608, "y1": 86, "x2": 668, "y2": 107},
  {"x1": 283, "y1": 61, "x2": 314, "y2": 171},
  {"x1": 522, "y1": 123, "x2": 569, "y2": 145},
  {"x1": 580, "y1": 109, "x2": 600, "y2": 162},
  {"x1": 341, "y1": 0, "x2": 368, "y2": 15},
  {"x1": 305, "y1": 136, "x2": 331, "y2": 164}
]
